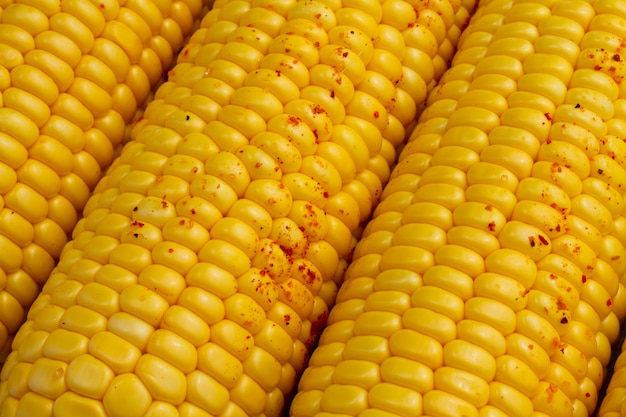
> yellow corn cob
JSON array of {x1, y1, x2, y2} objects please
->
[
  {"x1": 0, "y1": 0, "x2": 212, "y2": 359},
  {"x1": 290, "y1": 0, "x2": 626, "y2": 416},
  {"x1": 597, "y1": 333, "x2": 626, "y2": 417},
  {"x1": 0, "y1": 0, "x2": 476, "y2": 415}
]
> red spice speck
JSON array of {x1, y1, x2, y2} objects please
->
[
  {"x1": 168, "y1": 248, "x2": 174, "y2": 253},
  {"x1": 538, "y1": 235, "x2": 549, "y2": 245},
  {"x1": 607, "y1": 299, "x2": 613, "y2": 307},
  {"x1": 373, "y1": 111, "x2": 380, "y2": 118}
]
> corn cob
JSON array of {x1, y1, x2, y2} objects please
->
[
  {"x1": 0, "y1": 0, "x2": 476, "y2": 415},
  {"x1": 290, "y1": 0, "x2": 626, "y2": 416},
  {"x1": 597, "y1": 332, "x2": 626, "y2": 417},
  {"x1": 0, "y1": 0, "x2": 215, "y2": 360}
]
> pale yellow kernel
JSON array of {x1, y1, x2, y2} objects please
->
[
  {"x1": 107, "y1": 312, "x2": 155, "y2": 352},
  {"x1": 42, "y1": 329, "x2": 88, "y2": 363},
  {"x1": 66, "y1": 354, "x2": 114, "y2": 400},
  {"x1": 59, "y1": 305, "x2": 107, "y2": 338},
  {"x1": 89, "y1": 330, "x2": 142, "y2": 374},
  {"x1": 186, "y1": 370, "x2": 230, "y2": 415},
  {"x1": 142, "y1": 401, "x2": 180, "y2": 417},
  {"x1": 197, "y1": 342, "x2": 243, "y2": 389},
  {"x1": 423, "y1": 389, "x2": 479, "y2": 417},
  {"x1": 135, "y1": 353, "x2": 187, "y2": 404},
  {"x1": 147, "y1": 329, "x2": 198, "y2": 373},
  {"x1": 28, "y1": 357, "x2": 67, "y2": 399},
  {"x1": 103, "y1": 374, "x2": 151, "y2": 417},
  {"x1": 109, "y1": 243, "x2": 152, "y2": 274},
  {"x1": 197, "y1": 239, "x2": 251, "y2": 277},
  {"x1": 54, "y1": 391, "x2": 107, "y2": 417}
]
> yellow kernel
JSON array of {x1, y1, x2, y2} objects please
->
[
  {"x1": 474, "y1": 272, "x2": 528, "y2": 312},
  {"x1": 186, "y1": 370, "x2": 230, "y2": 415},
  {"x1": 435, "y1": 366, "x2": 489, "y2": 408},
  {"x1": 66, "y1": 354, "x2": 114, "y2": 400},
  {"x1": 495, "y1": 355, "x2": 540, "y2": 398},
  {"x1": 465, "y1": 297, "x2": 517, "y2": 336},
  {"x1": 54, "y1": 391, "x2": 107, "y2": 417},
  {"x1": 486, "y1": 381, "x2": 534, "y2": 417},
  {"x1": 120, "y1": 275, "x2": 168, "y2": 323},
  {"x1": 59, "y1": 305, "x2": 107, "y2": 337},
  {"x1": 402, "y1": 307, "x2": 456, "y2": 345},
  {"x1": 103, "y1": 374, "x2": 151, "y2": 417},
  {"x1": 369, "y1": 382, "x2": 423, "y2": 416},
  {"x1": 197, "y1": 341, "x2": 243, "y2": 390},
  {"x1": 135, "y1": 353, "x2": 187, "y2": 405},
  {"x1": 42, "y1": 329, "x2": 89, "y2": 363},
  {"x1": 423, "y1": 390, "x2": 478, "y2": 417},
  {"x1": 28, "y1": 357, "x2": 67, "y2": 399}
]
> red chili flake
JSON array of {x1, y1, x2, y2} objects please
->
[
  {"x1": 168, "y1": 248, "x2": 174, "y2": 253},
  {"x1": 487, "y1": 221, "x2": 496, "y2": 232},
  {"x1": 594, "y1": 64, "x2": 602, "y2": 71},
  {"x1": 161, "y1": 201, "x2": 168, "y2": 208},
  {"x1": 190, "y1": 208, "x2": 196, "y2": 215},
  {"x1": 538, "y1": 235, "x2": 549, "y2": 245},
  {"x1": 582, "y1": 275, "x2": 587, "y2": 283},
  {"x1": 342, "y1": 52, "x2": 349, "y2": 57},
  {"x1": 612, "y1": 255, "x2": 621, "y2": 260},
  {"x1": 179, "y1": 219, "x2": 186, "y2": 226},
  {"x1": 485, "y1": 204, "x2": 493, "y2": 211},
  {"x1": 311, "y1": 104, "x2": 326, "y2": 114},
  {"x1": 607, "y1": 298, "x2": 613, "y2": 307},
  {"x1": 613, "y1": 54, "x2": 622, "y2": 62},
  {"x1": 529, "y1": 236, "x2": 536, "y2": 247},
  {"x1": 585, "y1": 392, "x2": 591, "y2": 398},
  {"x1": 550, "y1": 273, "x2": 558, "y2": 279},
  {"x1": 99, "y1": 3, "x2": 105, "y2": 7},
  {"x1": 373, "y1": 111, "x2": 380, "y2": 118},
  {"x1": 544, "y1": 112, "x2": 552, "y2": 120}
]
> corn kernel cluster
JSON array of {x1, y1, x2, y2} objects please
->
[
  {"x1": 0, "y1": 0, "x2": 211, "y2": 359},
  {"x1": 5, "y1": 0, "x2": 626, "y2": 416},
  {"x1": 0, "y1": 0, "x2": 475, "y2": 415},
  {"x1": 291, "y1": 0, "x2": 626, "y2": 416}
]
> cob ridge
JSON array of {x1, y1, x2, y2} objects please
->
[
  {"x1": 290, "y1": 0, "x2": 626, "y2": 416},
  {"x1": 0, "y1": 0, "x2": 212, "y2": 360},
  {"x1": 0, "y1": 0, "x2": 475, "y2": 415}
]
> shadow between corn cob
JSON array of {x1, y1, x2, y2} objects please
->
[
  {"x1": 290, "y1": 0, "x2": 626, "y2": 416},
  {"x1": 0, "y1": 0, "x2": 476, "y2": 415},
  {"x1": 0, "y1": 0, "x2": 213, "y2": 360}
]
